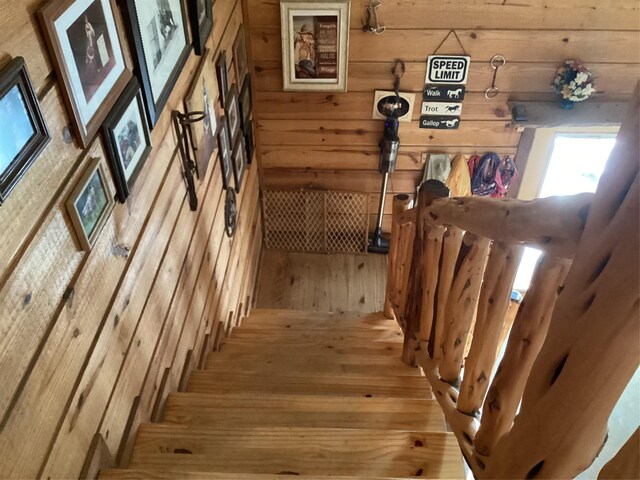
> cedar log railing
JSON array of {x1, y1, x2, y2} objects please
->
[{"x1": 385, "y1": 90, "x2": 639, "y2": 479}]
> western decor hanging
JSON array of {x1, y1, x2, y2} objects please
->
[
  {"x1": 421, "y1": 101, "x2": 463, "y2": 116},
  {"x1": 372, "y1": 90, "x2": 415, "y2": 122},
  {"x1": 280, "y1": 0, "x2": 351, "y2": 92},
  {"x1": 225, "y1": 187, "x2": 238, "y2": 237},
  {"x1": 426, "y1": 55, "x2": 470, "y2": 85},
  {"x1": 419, "y1": 116, "x2": 460, "y2": 130},
  {"x1": 423, "y1": 85, "x2": 465, "y2": 101}
]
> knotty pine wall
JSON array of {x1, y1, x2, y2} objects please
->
[
  {"x1": 0, "y1": 0, "x2": 262, "y2": 478},
  {"x1": 245, "y1": 0, "x2": 640, "y2": 232}
]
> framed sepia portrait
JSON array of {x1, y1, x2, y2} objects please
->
[
  {"x1": 39, "y1": 0, "x2": 132, "y2": 148},
  {"x1": 102, "y1": 78, "x2": 152, "y2": 203},
  {"x1": 224, "y1": 84, "x2": 241, "y2": 143},
  {"x1": 185, "y1": 48, "x2": 219, "y2": 180},
  {"x1": 122, "y1": 0, "x2": 191, "y2": 128},
  {"x1": 280, "y1": 0, "x2": 350, "y2": 92},
  {"x1": 0, "y1": 57, "x2": 51, "y2": 204},
  {"x1": 232, "y1": 25, "x2": 248, "y2": 85},
  {"x1": 217, "y1": 116, "x2": 233, "y2": 190},
  {"x1": 188, "y1": 0, "x2": 214, "y2": 56},
  {"x1": 239, "y1": 74, "x2": 252, "y2": 130},
  {"x1": 215, "y1": 51, "x2": 229, "y2": 107},
  {"x1": 66, "y1": 156, "x2": 115, "y2": 251},
  {"x1": 231, "y1": 130, "x2": 246, "y2": 193}
]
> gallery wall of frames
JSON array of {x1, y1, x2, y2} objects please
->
[
  {"x1": 245, "y1": 0, "x2": 640, "y2": 232},
  {"x1": 0, "y1": 0, "x2": 262, "y2": 477}
]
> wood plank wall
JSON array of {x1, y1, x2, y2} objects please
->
[
  {"x1": 245, "y1": 0, "x2": 640, "y2": 232},
  {"x1": 0, "y1": 0, "x2": 263, "y2": 478}
]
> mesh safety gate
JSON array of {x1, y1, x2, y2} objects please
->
[{"x1": 263, "y1": 190, "x2": 370, "y2": 254}]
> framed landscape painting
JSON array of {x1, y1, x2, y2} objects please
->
[
  {"x1": 0, "y1": 57, "x2": 51, "y2": 204},
  {"x1": 185, "y1": 48, "x2": 219, "y2": 180},
  {"x1": 39, "y1": 0, "x2": 132, "y2": 147},
  {"x1": 188, "y1": 0, "x2": 214, "y2": 56},
  {"x1": 123, "y1": 0, "x2": 191, "y2": 127},
  {"x1": 280, "y1": 0, "x2": 350, "y2": 92},
  {"x1": 66, "y1": 157, "x2": 115, "y2": 251},
  {"x1": 102, "y1": 78, "x2": 152, "y2": 203}
]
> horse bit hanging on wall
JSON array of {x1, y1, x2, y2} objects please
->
[{"x1": 363, "y1": 0, "x2": 385, "y2": 34}]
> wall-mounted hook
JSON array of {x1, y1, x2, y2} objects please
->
[{"x1": 363, "y1": 0, "x2": 385, "y2": 34}]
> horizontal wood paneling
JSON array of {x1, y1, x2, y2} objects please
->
[
  {"x1": 0, "y1": 0, "x2": 262, "y2": 478},
  {"x1": 248, "y1": 0, "x2": 638, "y2": 232},
  {"x1": 246, "y1": 0, "x2": 640, "y2": 31}
]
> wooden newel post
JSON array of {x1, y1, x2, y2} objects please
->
[
  {"x1": 384, "y1": 194, "x2": 412, "y2": 319},
  {"x1": 438, "y1": 232, "x2": 490, "y2": 383},
  {"x1": 473, "y1": 254, "x2": 571, "y2": 456},
  {"x1": 457, "y1": 242, "x2": 523, "y2": 416},
  {"x1": 401, "y1": 180, "x2": 450, "y2": 366}
]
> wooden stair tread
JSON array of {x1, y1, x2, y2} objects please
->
[
  {"x1": 247, "y1": 308, "x2": 374, "y2": 319},
  {"x1": 220, "y1": 338, "x2": 403, "y2": 355},
  {"x1": 188, "y1": 370, "x2": 432, "y2": 399},
  {"x1": 100, "y1": 469, "x2": 410, "y2": 479},
  {"x1": 162, "y1": 392, "x2": 446, "y2": 431},
  {"x1": 129, "y1": 425, "x2": 465, "y2": 478},
  {"x1": 205, "y1": 352, "x2": 422, "y2": 376},
  {"x1": 242, "y1": 311, "x2": 396, "y2": 329},
  {"x1": 231, "y1": 328, "x2": 404, "y2": 342}
]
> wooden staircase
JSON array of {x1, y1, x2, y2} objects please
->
[{"x1": 101, "y1": 309, "x2": 466, "y2": 479}]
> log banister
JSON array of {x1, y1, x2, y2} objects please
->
[{"x1": 386, "y1": 90, "x2": 638, "y2": 479}]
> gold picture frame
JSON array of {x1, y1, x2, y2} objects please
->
[
  {"x1": 280, "y1": 0, "x2": 350, "y2": 92},
  {"x1": 66, "y1": 157, "x2": 115, "y2": 251}
]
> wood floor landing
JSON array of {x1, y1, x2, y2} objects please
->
[{"x1": 101, "y1": 309, "x2": 466, "y2": 479}]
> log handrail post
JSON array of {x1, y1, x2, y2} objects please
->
[
  {"x1": 438, "y1": 233, "x2": 491, "y2": 383},
  {"x1": 457, "y1": 242, "x2": 523, "y2": 416},
  {"x1": 473, "y1": 254, "x2": 571, "y2": 456},
  {"x1": 401, "y1": 180, "x2": 450, "y2": 366},
  {"x1": 384, "y1": 194, "x2": 412, "y2": 319}
]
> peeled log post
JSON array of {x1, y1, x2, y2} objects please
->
[
  {"x1": 438, "y1": 233, "x2": 491, "y2": 383},
  {"x1": 457, "y1": 242, "x2": 523, "y2": 416},
  {"x1": 394, "y1": 221, "x2": 415, "y2": 329},
  {"x1": 598, "y1": 429, "x2": 639, "y2": 480},
  {"x1": 482, "y1": 89, "x2": 639, "y2": 479},
  {"x1": 402, "y1": 181, "x2": 450, "y2": 366},
  {"x1": 496, "y1": 297, "x2": 521, "y2": 359},
  {"x1": 473, "y1": 254, "x2": 571, "y2": 456},
  {"x1": 384, "y1": 194, "x2": 412, "y2": 318},
  {"x1": 429, "y1": 225, "x2": 463, "y2": 360},
  {"x1": 419, "y1": 225, "x2": 446, "y2": 345},
  {"x1": 424, "y1": 193, "x2": 593, "y2": 259}
]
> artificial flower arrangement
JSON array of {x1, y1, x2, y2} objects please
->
[{"x1": 553, "y1": 60, "x2": 596, "y2": 104}]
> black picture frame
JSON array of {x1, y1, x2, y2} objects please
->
[
  {"x1": 243, "y1": 118, "x2": 254, "y2": 165},
  {"x1": 0, "y1": 57, "x2": 50, "y2": 204},
  {"x1": 239, "y1": 74, "x2": 252, "y2": 131},
  {"x1": 215, "y1": 50, "x2": 229, "y2": 107},
  {"x1": 122, "y1": 0, "x2": 192, "y2": 128},
  {"x1": 188, "y1": 0, "x2": 213, "y2": 56},
  {"x1": 232, "y1": 24, "x2": 248, "y2": 85},
  {"x1": 225, "y1": 83, "x2": 241, "y2": 143},
  {"x1": 231, "y1": 130, "x2": 246, "y2": 193},
  {"x1": 217, "y1": 115, "x2": 233, "y2": 190},
  {"x1": 102, "y1": 78, "x2": 152, "y2": 203}
]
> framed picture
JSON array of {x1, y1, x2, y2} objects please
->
[
  {"x1": 66, "y1": 157, "x2": 115, "y2": 251},
  {"x1": 39, "y1": 0, "x2": 132, "y2": 148},
  {"x1": 217, "y1": 116, "x2": 233, "y2": 189},
  {"x1": 102, "y1": 78, "x2": 152, "y2": 203},
  {"x1": 232, "y1": 25, "x2": 248, "y2": 85},
  {"x1": 122, "y1": 0, "x2": 191, "y2": 128},
  {"x1": 280, "y1": 0, "x2": 350, "y2": 92},
  {"x1": 231, "y1": 130, "x2": 246, "y2": 193},
  {"x1": 0, "y1": 57, "x2": 51, "y2": 204},
  {"x1": 243, "y1": 118, "x2": 254, "y2": 164},
  {"x1": 224, "y1": 84, "x2": 240, "y2": 142},
  {"x1": 185, "y1": 48, "x2": 219, "y2": 180},
  {"x1": 215, "y1": 51, "x2": 229, "y2": 107},
  {"x1": 188, "y1": 0, "x2": 213, "y2": 56},
  {"x1": 239, "y1": 74, "x2": 252, "y2": 130},
  {"x1": 372, "y1": 90, "x2": 415, "y2": 123}
]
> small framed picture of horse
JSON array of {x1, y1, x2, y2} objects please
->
[{"x1": 371, "y1": 90, "x2": 415, "y2": 122}]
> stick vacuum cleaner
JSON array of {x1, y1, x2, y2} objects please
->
[{"x1": 368, "y1": 115, "x2": 400, "y2": 254}]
